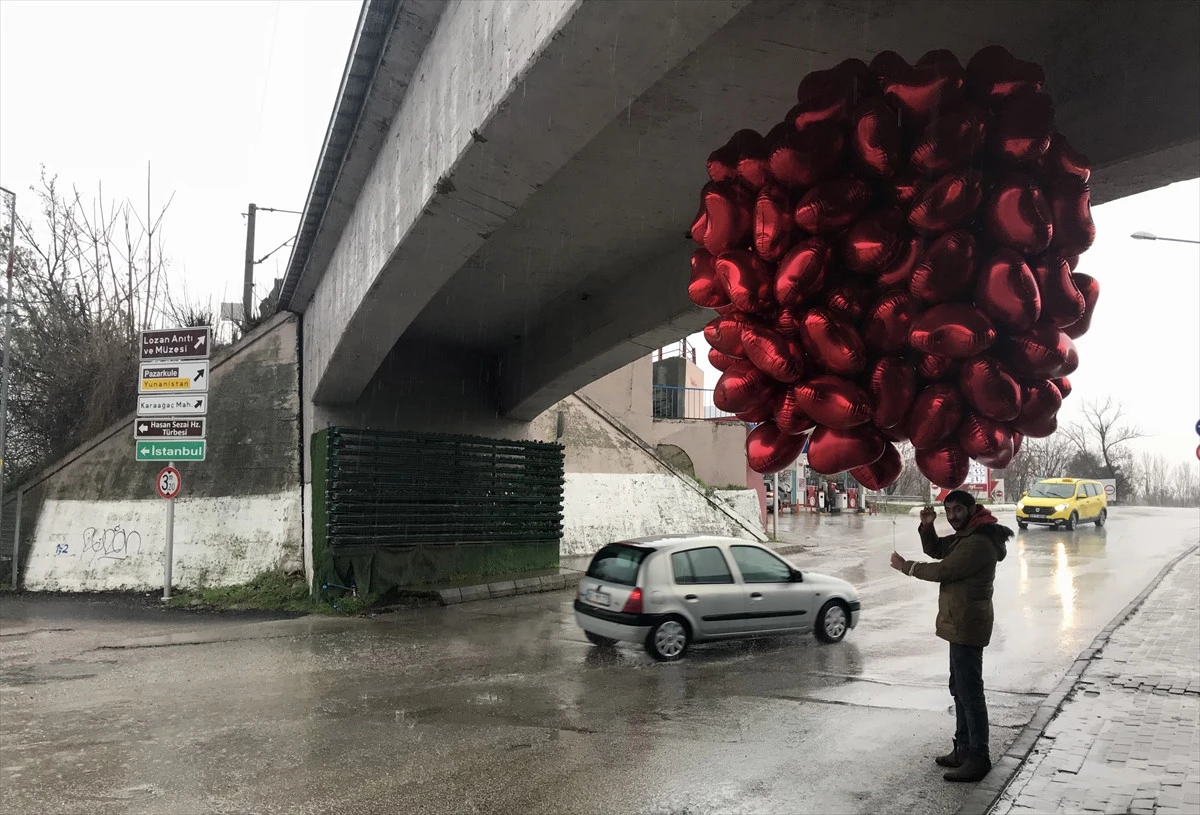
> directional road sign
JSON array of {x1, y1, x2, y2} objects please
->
[
  {"x1": 138, "y1": 361, "x2": 209, "y2": 394},
  {"x1": 135, "y1": 440, "x2": 206, "y2": 462},
  {"x1": 135, "y1": 418, "x2": 206, "y2": 440},
  {"x1": 141, "y1": 327, "x2": 211, "y2": 361},
  {"x1": 156, "y1": 466, "x2": 182, "y2": 499},
  {"x1": 136, "y1": 395, "x2": 207, "y2": 417}
]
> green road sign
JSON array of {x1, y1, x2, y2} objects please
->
[{"x1": 135, "y1": 440, "x2": 206, "y2": 462}]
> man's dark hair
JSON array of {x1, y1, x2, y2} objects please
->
[{"x1": 943, "y1": 489, "x2": 977, "y2": 510}]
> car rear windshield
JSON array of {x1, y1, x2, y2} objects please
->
[
  {"x1": 1029, "y1": 482, "x2": 1076, "y2": 498},
  {"x1": 586, "y1": 544, "x2": 651, "y2": 587}
]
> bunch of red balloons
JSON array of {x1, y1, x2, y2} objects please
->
[{"x1": 688, "y1": 46, "x2": 1099, "y2": 490}]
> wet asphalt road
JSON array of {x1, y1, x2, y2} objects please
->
[{"x1": 2, "y1": 507, "x2": 1197, "y2": 815}]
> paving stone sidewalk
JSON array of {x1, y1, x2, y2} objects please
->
[{"x1": 989, "y1": 549, "x2": 1200, "y2": 815}]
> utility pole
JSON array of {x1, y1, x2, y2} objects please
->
[
  {"x1": 243, "y1": 203, "x2": 257, "y2": 323},
  {"x1": 0, "y1": 185, "x2": 17, "y2": 586}
]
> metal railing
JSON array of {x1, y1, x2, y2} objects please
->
[
  {"x1": 653, "y1": 339, "x2": 699, "y2": 364},
  {"x1": 652, "y1": 386, "x2": 738, "y2": 421}
]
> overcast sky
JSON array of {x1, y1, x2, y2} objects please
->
[{"x1": 2, "y1": 1, "x2": 1197, "y2": 469}]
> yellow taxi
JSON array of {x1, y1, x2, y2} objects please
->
[{"x1": 1015, "y1": 478, "x2": 1108, "y2": 531}]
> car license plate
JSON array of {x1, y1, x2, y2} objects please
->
[{"x1": 586, "y1": 590, "x2": 611, "y2": 607}]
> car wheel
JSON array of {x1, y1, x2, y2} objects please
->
[
  {"x1": 584, "y1": 631, "x2": 617, "y2": 647},
  {"x1": 645, "y1": 616, "x2": 689, "y2": 661},
  {"x1": 1065, "y1": 512, "x2": 1078, "y2": 531},
  {"x1": 814, "y1": 600, "x2": 850, "y2": 644},
  {"x1": 1017, "y1": 521, "x2": 1028, "y2": 530},
  {"x1": 1095, "y1": 509, "x2": 1107, "y2": 528}
]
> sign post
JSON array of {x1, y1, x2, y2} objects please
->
[
  {"x1": 157, "y1": 466, "x2": 181, "y2": 600},
  {"x1": 138, "y1": 327, "x2": 211, "y2": 601}
]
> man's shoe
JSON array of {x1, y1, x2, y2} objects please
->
[
  {"x1": 943, "y1": 754, "x2": 992, "y2": 782},
  {"x1": 934, "y1": 742, "x2": 964, "y2": 768}
]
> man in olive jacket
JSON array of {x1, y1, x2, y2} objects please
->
[{"x1": 890, "y1": 489, "x2": 1013, "y2": 783}]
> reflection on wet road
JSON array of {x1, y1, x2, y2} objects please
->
[{"x1": 1, "y1": 507, "x2": 1196, "y2": 815}]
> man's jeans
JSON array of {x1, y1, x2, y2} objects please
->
[{"x1": 949, "y1": 643, "x2": 989, "y2": 757}]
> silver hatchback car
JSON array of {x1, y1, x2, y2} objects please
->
[{"x1": 574, "y1": 535, "x2": 861, "y2": 661}]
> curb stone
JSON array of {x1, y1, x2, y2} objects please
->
[
  {"x1": 435, "y1": 570, "x2": 583, "y2": 606},
  {"x1": 955, "y1": 543, "x2": 1200, "y2": 815}
]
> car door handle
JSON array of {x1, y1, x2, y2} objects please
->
[
  {"x1": 685, "y1": 594, "x2": 698, "y2": 601},
  {"x1": 750, "y1": 592, "x2": 763, "y2": 599}
]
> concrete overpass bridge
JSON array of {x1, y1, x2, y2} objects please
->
[{"x1": 279, "y1": 0, "x2": 1199, "y2": 461}]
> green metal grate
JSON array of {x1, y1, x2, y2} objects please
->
[{"x1": 324, "y1": 427, "x2": 565, "y2": 548}]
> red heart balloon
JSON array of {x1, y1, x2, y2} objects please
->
[
  {"x1": 776, "y1": 307, "x2": 803, "y2": 337},
  {"x1": 769, "y1": 121, "x2": 845, "y2": 189},
  {"x1": 975, "y1": 248, "x2": 1041, "y2": 331},
  {"x1": 775, "y1": 388, "x2": 818, "y2": 435},
  {"x1": 958, "y1": 412, "x2": 1016, "y2": 469},
  {"x1": 1003, "y1": 323, "x2": 1079, "y2": 378},
  {"x1": 910, "y1": 229, "x2": 977, "y2": 304},
  {"x1": 1063, "y1": 254, "x2": 1080, "y2": 271},
  {"x1": 877, "y1": 236, "x2": 922, "y2": 289},
  {"x1": 851, "y1": 96, "x2": 904, "y2": 176},
  {"x1": 908, "y1": 171, "x2": 984, "y2": 234},
  {"x1": 1013, "y1": 380, "x2": 1063, "y2": 438},
  {"x1": 1039, "y1": 132, "x2": 1091, "y2": 184},
  {"x1": 916, "y1": 441, "x2": 971, "y2": 489},
  {"x1": 1012, "y1": 432, "x2": 1024, "y2": 458},
  {"x1": 793, "y1": 59, "x2": 874, "y2": 132},
  {"x1": 800, "y1": 308, "x2": 868, "y2": 376},
  {"x1": 959, "y1": 357, "x2": 1022, "y2": 422},
  {"x1": 965, "y1": 45, "x2": 1045, "y2": 110},
  {"x1": 807, "y1": 425, "x2": 887, "y2": 475},
  {"x1": 737, "y1": 402, "x2": 776, "y2": 423},
  {"x1": 862, "y1": 290, "x2": 919, "y2": 354},
  {"x1": 990, "y1": 91, "x2": 1054, "y2": 164},
  {"x1": 716, "y1": 250, "x2": 774, "y2": 315},
  {"x1": 1052, "y1": 376, "x2": 1072, "y2": 399},
  {"x1": 794, "y1": 374, "x2": 873, "y2": 429},
  {"x1": 693, "y1": 181, "x2": 753, "y2": 255},
  {"x1": 707, "y1": 129, "x2": 762, "y2": 182},
  {"x1": 776, "y1": 237, "x2": 831, "y2": 308},
  {"x1": 754, "y1": 185, "x2": 794, "y2": 262},
  {"x1": 738, "y1": 125, "x2": 786, "y2": 191},
  {"x1": 842, "y1": 209, "x2": 906, "y2": 274},
  {"x1": 909, "y1": 303, "x2": 997, "y2": 358},
  {"x1": 823, "y1": 281, "x2": 873, "y2": 325},
  {"x1": 910, "y1": 106, "x2": 988, "y2": 175},
  {"x1": 1045, "y1": 176, "x2": 1096, "y2": 257},
  {"x1": 688, "y1": 249, "x2": 731, "y2": 309},
  {"x1": 891, "y1": 169, "x2": 925, "y2": 206},
  {"x1": 704, "y1": 314, "x2": 747, "y2": 357},
  {"x1": 746, "y1": 421, "x2": 809, "y2": 474},
  {"x1": 742, "y1": 321, "x2": 806, "y2": 384},
  {"x1": 794, "y1": 178, "x2": 872, "y2": 235},
  {"x1": 869, "y1": 50, "x2": 909, "y2": 85},
  {"x1": 1032, "y1": 256, "x2": 1086, "y2": 328},
  {"x1": 708, "y1": 347, "x2": 741, "y2": 371},
  {"x1": 870, "y1": 356, "x2": 919, "y2": 428},
  {"x1": 879, "y1": 422, "x2": 910, "y2": 443},
  {"x1": 881, "y1": 53, "x2": 965, "y2": 131},
  {"x1": 985, "y1": 173, "x2": 1054, "y2": 254},
  {"x1": 850, "y1": 442, "x2": 904, "y2": 490},
  {"x1": 915, "y1": 352, "x2": 960, "y2": 382},
  {"x1": 714, "y1": 360, "x2": 774, "y2": 414},
  {"x1": 1064, "y1": 272, "x2": 1099, "y2": 339},
  {"x1": 908, "y1": 384, "x2": 965, "y2": 449}
]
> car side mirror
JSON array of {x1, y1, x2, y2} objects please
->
[{"x1": 791, "y1": 569, "x2": 803, "y2": 582}]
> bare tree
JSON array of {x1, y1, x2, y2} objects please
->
[
  {"x1": 1169, "y1": 461, "x2": 1200, "y2": 507},
  {"x1": 995, "y1": 433, "x2": 1074, "y2": 498},
  {"x1": 889, "y1": 442, "x2": 929, "y2": 498},
  {"x1": 1063, "y1": 397, "x2": 1142, "y2": 499},
  {"x1": 2, "y1": 170, "x2": 174, "y2": 487}
]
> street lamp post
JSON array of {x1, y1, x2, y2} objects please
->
[{"x1": 1130, "y1": 231, "x2": 1200, "y2": 245}]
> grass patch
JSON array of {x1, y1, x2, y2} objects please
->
[{"x1": 168, "y1": 571, "x2": 379, "y2": 616}]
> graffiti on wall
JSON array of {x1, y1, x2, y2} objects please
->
[{"x1": 81, "y1": 525, "x2": 143, "y2": 564}]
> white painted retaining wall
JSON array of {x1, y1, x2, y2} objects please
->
[
  {"x1": 21, "y1": 493, "x2": 302, "y2": 592},
  {"x1": 560, "y1": 473, "x2": 763, "y2": 557}
]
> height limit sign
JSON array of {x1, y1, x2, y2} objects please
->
[{"x1": 157, "y1": 466, "x2": 181, "y2": 500}]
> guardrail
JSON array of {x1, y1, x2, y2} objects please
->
[{"x1": 652, "y1": 386, "x2": 738, "y2": 421}]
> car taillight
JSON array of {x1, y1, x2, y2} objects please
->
[{"x1": 621, "y1": 587, "x2": 643, "y2": 614}]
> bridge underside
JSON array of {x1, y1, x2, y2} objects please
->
[{"x1": 291, "y1": 0, "x2": 1199, "y2": 442}]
